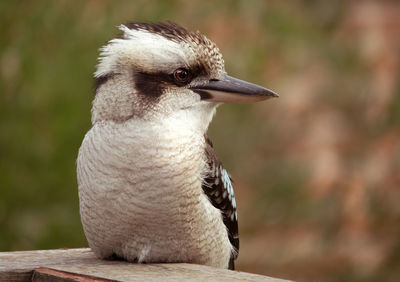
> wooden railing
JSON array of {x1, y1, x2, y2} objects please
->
[{"x1": 0, "y1": 248, "x2": 291, "y2": 281}]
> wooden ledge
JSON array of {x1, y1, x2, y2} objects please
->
[{"x1": 0, "y1": 248, "x2": 291, "y2": 281}]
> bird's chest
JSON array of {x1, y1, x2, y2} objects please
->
[
  {"x1": 78, "y1": 121, "x2": 230, "y2": 267},
  {"x1": 79, "y1": 122, "x2": 209, "y2": 230},
  {"x1": 116, "y1": 135, "x2": 207, "y2": 226}
]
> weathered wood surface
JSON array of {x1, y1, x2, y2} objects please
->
[{"x1": 0, "y1": 248, "x2": 291, "y2": 281}]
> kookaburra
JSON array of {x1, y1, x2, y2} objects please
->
[{"x1": 77, "y1": 22, "x2": 278, "y2": 270}]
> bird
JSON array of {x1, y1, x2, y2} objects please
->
[{"x1": 77, "y1": 21, "x2": 278, "y2": 270}]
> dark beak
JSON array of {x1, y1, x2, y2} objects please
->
[{"x1": 190, "y1": 74, "x2": 278, "y2": 103}]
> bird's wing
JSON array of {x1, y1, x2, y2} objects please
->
[{"x1": 202, "y1": 135, "x2": 239, "y2": 270}]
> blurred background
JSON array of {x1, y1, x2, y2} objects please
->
[{"x1": 1, "y1": 0, "x2": 399, "y2": 281}]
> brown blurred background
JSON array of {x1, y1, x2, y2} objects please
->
[{"x1": 0, "y1": 1, "x2": 399, "y2": 281}]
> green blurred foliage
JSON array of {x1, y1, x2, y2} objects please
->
[{"x1": 1, "y1": 1, "x2": 399, "y2": 282}]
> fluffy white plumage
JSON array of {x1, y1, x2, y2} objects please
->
[
  {"x1": 95, "y1": 25, "x2": 190, "y2": 77},
  {"x1": 78, "y1": 107, "x2": 232, "y2": 267}
]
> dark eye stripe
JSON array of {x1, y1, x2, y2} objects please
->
[{"x1": 134, "y1": 72, "x2": 170, "y2": 99}]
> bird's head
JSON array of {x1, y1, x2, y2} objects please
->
[{"x1": 92, "y1": 22, "x2": 278, "y2": 128}]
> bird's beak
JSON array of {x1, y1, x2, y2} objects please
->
[{"x1": 190, "y1": 74, "x2": 278, "y2": 103}]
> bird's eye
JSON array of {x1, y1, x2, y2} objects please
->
[{"x1": 173, "y1": 68, "x2": 192, "y2": 85}]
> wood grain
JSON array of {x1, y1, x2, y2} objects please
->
[{"x1": 0, "y1": 248, "x2": 292, "y2": 281}]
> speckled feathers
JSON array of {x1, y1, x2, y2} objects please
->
[
  {"x1": 123, "y1": 22, "x2": 225, "y2": 78},
  {"x1": 95, "y1": 21, "x2": 225, "y2": 80}
]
